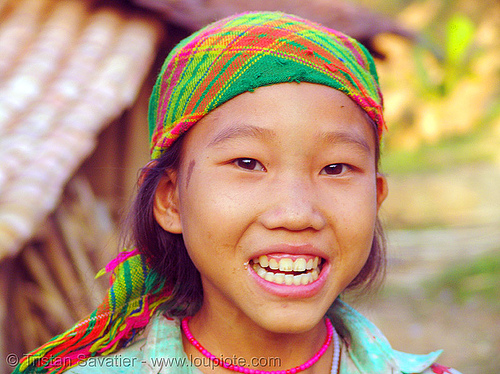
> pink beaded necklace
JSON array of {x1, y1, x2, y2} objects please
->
[{"x1": 181, "y1": 316, "x2": 339, "y2": 374}]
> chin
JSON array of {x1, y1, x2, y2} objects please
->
[{"x1": 250, "y1": 304, "x2": 330, "y2": 335}]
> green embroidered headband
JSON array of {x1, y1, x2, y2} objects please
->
[{"x1": 149, "y1": 11, "x2": 385, "y2": 159}]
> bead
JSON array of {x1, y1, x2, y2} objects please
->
[{"x1": 180, "y1": 317, "x2": 338, "y2": 374}]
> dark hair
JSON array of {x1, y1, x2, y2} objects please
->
[
  {"x1": 128, "y1": 136, "x2": 203, "y2": 316},
  {"x1": 128, "y1": 118, "x2": 386, "y2": 323}
]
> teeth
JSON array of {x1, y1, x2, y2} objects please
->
[
  {"x1": 306, "y1": 259, "x2": 313, "y2": 270},
  {"x1": 293, "y1": 258, "x2": 306, "y2": 272},
  {"x1": 279, "y1": 258, "x2": 293, "y2": 271},
  {"x1": 268, "y1": 258, "x2": 279, "y2": 270},
  {"x1": 253, "y1": 256, "x2": 321, "y2": 272},
  {"x1": 253, "y1": 263, "x2": 319, "y2": 286},
  {"x1": 311, "y1": 269, "x2": 319, "y2": 281},
  {"x1": 257, "y1": 267, "x2": 267, "y2": 278},
  {"x1": 251, "y1": 255, "x2": 323, "y2": 286},
  {"x1": 274, "y1": 273, "x2": 285, "y2": 284},
  {"x1": 301, "y1": 273, "x2": 312, "y2": 285},
  {"x1": 259, "y1": 255, "x2": 268, "y2": 267}
]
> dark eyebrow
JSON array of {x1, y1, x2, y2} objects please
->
[
  {"x1": 207, "y1": 124, "x2": 276, "y2": 147},
  {"x1": 319, "y1": 130, "x2": 372, "y2": 154}
]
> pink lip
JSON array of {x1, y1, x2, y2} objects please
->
[
  {"x1": 247, "y1": 244, "x2": 331, "y2": 298},
  {"x1": 248, "y1": 262, "x2": 330, "y2": 298},
  {"x1": 249, "y1": 244, "x2": 327, "y2": 260}
]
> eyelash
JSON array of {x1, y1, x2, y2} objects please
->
[
  {"x1": 232, "y1": 158, "x2": 266, "y2": 171},
  {"x1": 320, "y1": 163, "x2": 352, "y2": 176},
  {"x1": 232, "y1": 158, "x2": 352, "y2": 176}
]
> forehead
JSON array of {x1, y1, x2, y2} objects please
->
[{"x1": 182, "y1": 83, "x2": 377, "y2": 157}]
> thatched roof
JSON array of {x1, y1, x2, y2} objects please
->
[{"x1": 0, "y1": 0, "x2": 163, "y2": 259}]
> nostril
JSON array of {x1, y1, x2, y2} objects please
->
[
  {"x1": 258, "y1": 180, "x2": 327, "y2": 231},
  {"x1": 259, "y1": 204, "x2": 326, "y2": 231}
]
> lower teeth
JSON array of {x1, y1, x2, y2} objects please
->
[{"x1": 253, "y1": 263, "x2": 319, "y2": 285}]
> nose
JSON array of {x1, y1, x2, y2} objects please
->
[{"x1": 259, "y1": 177, "x2": 327, "y2": 231}]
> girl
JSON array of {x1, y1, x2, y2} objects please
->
[{"x1": 16, "y1": 11, "x2": 460, "y2": 374}]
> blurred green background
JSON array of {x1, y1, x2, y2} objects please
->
[{"x1": 347, "y1": 0, "x2": 499, "y2": 372}]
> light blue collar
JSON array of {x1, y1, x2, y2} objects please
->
[
  {"x1": 333, "y1": 300, "x2": 442, "y2": 373},
  {"x1": 68, "y1": 301, "x2": 447, "y2": 374}
]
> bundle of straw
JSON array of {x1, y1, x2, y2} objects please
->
[{"x1": 1, "y1": 176, "x2": 118, "y2": 373}]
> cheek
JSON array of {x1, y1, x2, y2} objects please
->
[
  {"x1": 177, "y1": 172, "x2": 250, "y2": 258},
  {"x1": 330, "y1": 183, "x2": 378, "y2": 273}
]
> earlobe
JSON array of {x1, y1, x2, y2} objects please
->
[
  {"x1": 153, "y1": 171, "x2": 183, "y2": 234},
  {"x1": 376, "y1": 173, "x2": 388, "y2": 211}
]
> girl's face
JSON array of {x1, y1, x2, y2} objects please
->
[{"x1": 154, "y1": 83, "x2": 387, "y2": 334}]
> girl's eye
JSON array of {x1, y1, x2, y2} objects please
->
[
  {"x1": 233, "y1": 158, "x2": 266, "y2": 171},
  {"x1": 320, "y1": 163, "x2": 349, "y2": 175}
]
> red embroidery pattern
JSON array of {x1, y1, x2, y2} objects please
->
[{"x1": 431, "y1": 363, "x2": 452, "y2": 374}]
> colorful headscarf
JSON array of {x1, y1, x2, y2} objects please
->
[
  {"x1": 149, "y1": 11, "x2": 385, "y2": 159},
  {"x1": 16, "y1": 12, "x2": 385, "y2": 373}
]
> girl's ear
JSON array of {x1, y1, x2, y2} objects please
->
[
  {"x1": 376, "y1": 173, "x2": 388, "y2": 211},
  {"x1": 153, "y1": 171, "x2": 182, "y2": 234}
]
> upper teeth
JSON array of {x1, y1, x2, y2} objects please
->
[
  {"x1": 252, "y1": 255, "x2": 322, "y2": 286},
  {"x1": 255, "y1": 256, "x2": 320, "y2": 273}
]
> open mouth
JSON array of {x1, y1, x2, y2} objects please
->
[{"x1": 250, "y1": 255, "x2": 323, "y2": 286}]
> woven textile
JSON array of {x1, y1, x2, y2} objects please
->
[
  {"x1": 149, "y1": 11, "x2": 385, "y2": 159},
  {"x1": 15, "y1": 250, "x2": 172, "y2": 373}
]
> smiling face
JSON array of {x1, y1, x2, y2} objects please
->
[{"x1": 154, "y1": 82, "x2": 387, "y2": 334}]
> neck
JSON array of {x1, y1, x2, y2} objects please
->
[{"x1": 181, "y1": 303, "x2": 335, "y2": 373}]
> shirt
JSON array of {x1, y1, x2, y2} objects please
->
[{"x1": 65, "y1": 300, "x2": 461, "y2": 374}]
